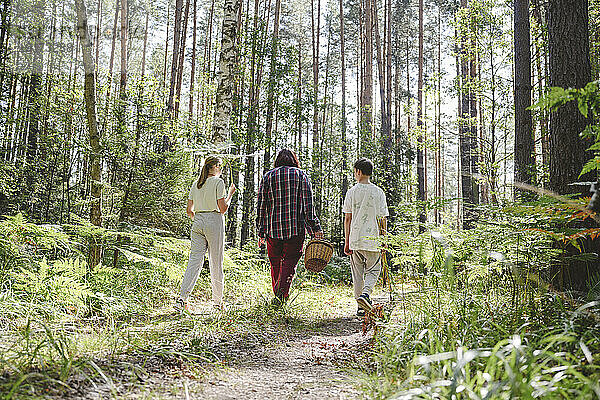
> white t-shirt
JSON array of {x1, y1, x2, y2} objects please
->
[
  {"x1": 188, "y1": 176, "x2": 226, "y2": 212},
  {"x1": 342, "y1": 182, "x2": 389, "y2": 251}
]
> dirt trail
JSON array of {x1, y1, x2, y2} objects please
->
[
  {"x1": 65, "y1": 302, "x2": 376, "y2": 399},
  {"x1": 196, "y1": 315, "x2": 366, "y2": 399}
]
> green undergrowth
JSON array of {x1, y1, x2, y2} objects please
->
[
  {"x1": 0, "y1": 213, "x2": 355, "y2": 399},
  {"x1": 359, "y1": 203, "x2": 600, "y2": 399}
]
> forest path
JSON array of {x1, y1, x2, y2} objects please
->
[
  {"x1": 195, "y1": 311, "x2": 366, "y2": 399},
  {"x1": 70, "y1": 296, "x2": 382, "y2": 399}
]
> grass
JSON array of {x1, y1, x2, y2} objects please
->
[
  {"x1": 3, "y1": 210, "x2": 600, "y2": 399},
  {"x1": 357, "y1": 223, "x2": 600, "y2": 399},
  {"x1": 0, "y1": 214, "x2": 359, "y2": 398}
]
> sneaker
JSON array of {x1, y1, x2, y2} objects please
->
[
  {"x1": 357, "y1": 293, "x2": 373, "y2": 312},
  {"x1": 270, "y1": 296, "x2": 285, "y2": 308},
  {"x1": 356, "y1": 308, "x2": 365, "y2": 317},
  {"x1": 174, "y1": 298, "x2": 190, "y2": 312}
]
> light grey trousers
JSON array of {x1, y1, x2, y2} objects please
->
[
  {"x1": 350, "y1": 250, "x2": 382, "y2": 299},
  {"x1": 180, "y1": 212, "x2": 225, "y2": 305}
]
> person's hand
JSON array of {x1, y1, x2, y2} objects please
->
[
  {"x1": 313, "y1": 231, "x2": 324, "y2": 239},
  {"x1": 344, "y1": 242, "x2": 353, "y2": 256},
  {"x1": 187, "y1": 210, "x2": 195, "y2": 220},
  {"x1": 258, "y1": 237, "x2": 266, "y2": 247},
  {"x1": 228, "y1": 183, "x2": 236, "y2": 197}
]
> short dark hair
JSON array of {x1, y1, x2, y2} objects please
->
[
  {"x1": 274, "y1": 149, "x2": 300, "y2": 168},
  {"x1": 354, "y1": 158, "x2": 374, "y2": 176}
]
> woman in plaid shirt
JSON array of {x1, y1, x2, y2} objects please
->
[{"x1": 257, "y1": 149, "x2": 323, "y2": 305}]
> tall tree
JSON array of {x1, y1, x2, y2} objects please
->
[
  {"x1": 240, "y1": 0, "x2": 261, "y2": 246},
  {"x1": 417, "y1": 0, "x2": 426, "y2": 232},
  {"x1": 189, "y1": 0, "x2": 198, "y2": 119},
  {"x1": 175, "y1": 0, "x2": 191, "y2": 119},
  {"x1": 120, "y1": 0, "x2": 127, "y2": 96},
  {"x1": 75, "y1": 0, "x2": 102, "y2": 267},
  {"x1": 25, "y1": 0, "x2": 44, "y2": 197},
  {"x1": 339, "y1": 0, "x2": 348, "y2": 202},
  {"x1": 166, "y1": 0, "x2": 183, "y2": 115},
  {"x1": 458, "y1": 0, "x2": 479, "y2": 228},
  {"x1": 548, "y1": 0, "x2": 593, "y2": 194},
  {"x1": 513, "y1": 0, "x2": 535, "y2": 195},
  {"x1": 264, "y1": 0, "x2": 281, "y2": 173},
  {"x1": 212, "y1": 0, "x2": 243, "y2": 143},
  {"x1": 310, "y1": 0, "x2": 321, "y2": 212},
  {"x1": 360, "y1": 0, "x2": 373, "y2": 143}
]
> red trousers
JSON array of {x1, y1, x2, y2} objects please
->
[{"x1": 266, "y1": 234, "x2": 305, "y2": 299}]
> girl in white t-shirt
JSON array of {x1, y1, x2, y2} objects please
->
[{"x1": 176, "y1": 156, "x2": 235, "y2": 312}]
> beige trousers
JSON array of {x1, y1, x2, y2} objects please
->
[
  {"x1": 350, "y1": 250, "x2": 382, "y2": 299},
  {"x1": 180, "y1": 212, "x2": 225, "y2": 305}
]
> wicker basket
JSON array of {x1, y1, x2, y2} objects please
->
[{"x1": 304, "y1": 239, "x2": 334, "y2": 273}]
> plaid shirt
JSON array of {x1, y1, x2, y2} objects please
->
[{"x1": 256, "y1": 166, "x2": 322, "y2": 240}]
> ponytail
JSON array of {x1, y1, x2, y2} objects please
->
[{"x1": 197, "y1": 156, "x2": 222, "y2": 189}]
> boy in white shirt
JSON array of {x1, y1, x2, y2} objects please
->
[{"x1": 343, "y1": 158, "x2": 389, "y2": 316}]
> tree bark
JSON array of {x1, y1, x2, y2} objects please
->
[
  {"x1": 458, "y1": 0, "x2": 479, "y2": 228},
  {"x1": 240, "y1": 0, "x2": 261, "y2": 246},
  {"x1": 513, "y1": 0, "x2": 535, "y2": 197},
  {"x1": 189, "y1": 0, "x2": 197, "y2": 119},
  {"x1": 25, "y1": 0, "x2": 44, "y2": 198},
  {"x1": 360, "y1": 0, "x2": 373, "y2": 141},
  {"x1": 264, "y1": 0, "x2": 281, "y2": 174},
  {"x1": 373, "y1": 0, "x2": 390, "y2": 148},
  {"x1": 417, "y1": 0, "x2": 426, "y2": 232},
  {"x1": 167, "y1": 0, "x2": 183, "y2": 115},
  {"x1": 339, "y1": 0, "x2": 347, "y2": 198},
  {"x1": 548, "y1": 0, "x2": 592, "y2": 195},
  {"x1": 212, "y1": 0, "x2": 243, "y2": 143},
  {"x1": 94, "y1": 0, "x2": 101, "y2": 76},
  {"x1": 120, "y1": 0, "x2": 127, "y2": 96},
  {"x1": 175, "y1": 0, "x2": 190, "y2": 119},
  {"x1": 75, "y1": 0, "x2": 102, "y2": 267}
]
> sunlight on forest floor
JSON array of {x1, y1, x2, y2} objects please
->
[{"x1": 2, "y1": 214, "x2": 600, "y2": 399}]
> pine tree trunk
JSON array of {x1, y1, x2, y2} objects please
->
[
  {"x1": 297, "y1": 39, "x2": 302, "y2": 154},
  {"x1": 435, "y1": 3, "x2": 442, "y2": 224},
  {"x1": 310, "y1": 0, "x2": 321, "y2": 213},
  {"x1": 75, "y1": 0, "x2": 102, "y2": 268},
  {"x1": 264, "y1": 0, "x2": 281, "y2": 174},
  {"x1": 162, "y1": 3, "x2": 169, "y2": 89},
  {"x1": 296, "y1": 41, "x2": 303, "y2": 157},
  {"x1": 417, "y1": 0, "x2": 426, "y2": 232},
  {"x1": 361, "y1": 0, "x2": 373, "y2": 140},
  {"x1": 167, "y1": 0, "x2": 183, "y2": 115},
  {"x1": 120, "y1": 0, "x2": 127, "y2": 95},
  {"x1": 141, "y1": 11, "x2": 148, "y2": 77},
  {"x1": 94, "y1": 0, "x2": 101, "y2": 76},
  {"x1": 105, "y1": 0, "x2": 118, "y2": 114},
  {"x1": 25, "y1": 0, "x2": 44, "y2": 200},
  {"x1": 385, "y1": 0, "x2": 392, "y2": 143},
  {"x1": 240, "y1": 0, "x2": 261, "y2": 246},
  {"x1": 199, "y1": 0, "x2": 216, "y2": 125},
  {"x1": 339, "y1": 0, "x2": 347, "y2": 198},
  {"x1": 548, "y1": 0, "x2": 592, "y2": 195},
  {"x1": 188, "y1": 0, "x2": 197, "y2": 119},
  {"x1": 513, "y1": 0, "x2": 535, "y2": 197},
  {"x1": 458, "y1": 0, "x2": 478, "y2": 229},
  {"x1": 532, "y1": 0, "x2": 549, "y2": 174},
  {"x1": 373, "y1": 0, "x2": 389, "y2": 148},
  {"x1": 175, "y1": 0, "x2": 190, "y2": 119}
]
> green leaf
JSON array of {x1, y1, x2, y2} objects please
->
[
  {"x1": 579, "y1": 157, "x2": 600, "y2": 177},
  {"x1": 577, "y1": 96, "x2": 589, "y2": 118}
]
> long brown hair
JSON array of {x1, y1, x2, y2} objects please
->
[{"x1": 197, "y1": 156, "x2": 222, "y2": 189}]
